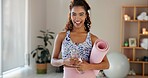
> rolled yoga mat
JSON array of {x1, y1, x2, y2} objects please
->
[{"x1": 90, "y1": 39, "x2": 109, "y2": 76}]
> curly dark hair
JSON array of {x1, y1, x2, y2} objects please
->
[{"x1": 65, "y1": 0, "x2": 91, "y2": 32}]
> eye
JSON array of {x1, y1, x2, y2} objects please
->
[
  {"x1": 79, "y1": 12, "x2": 85, "y2": 16},
  {"x1": 71, "y1": 12, "x2": 76, "y2": 16}
]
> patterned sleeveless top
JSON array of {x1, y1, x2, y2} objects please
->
[{"x1": 61, "y1": 31, "x2": 92, "y2": 61}]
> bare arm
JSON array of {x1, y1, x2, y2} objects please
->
[
  {"x1": 51, "y1": 32, "x2": 65, "y2": 67},
  {"x1": 51, "y1": 32, "x2": 81, "y2": 67}
]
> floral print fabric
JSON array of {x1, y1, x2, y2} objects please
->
[{"x1": 62, "y1": 31, "x2": 92, "y2": 62}]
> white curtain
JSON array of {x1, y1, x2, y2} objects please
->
[
  {"x1": 0, "y1": 0, "x2": 2, "y2": 77},
  {"x1": 2, "y1": 0, "x2": 26, "y2": 72}
]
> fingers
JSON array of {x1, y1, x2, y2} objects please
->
[
  {"x1": 76, "y1": 66, "x2": 85, "y2": 74},
  {"x1": 76, "y1": 61, "x2": 89, "y2": 71},
  {"x1": 64, "y1": 58, "x2": 82, "y2": 67},
  {"x1": 74, "y1": 58, "x2": 82, "y2": 66},
  {"x1": 70, "y1": 58, "x2": 76, "y2": 65},
  {"x1": 71, "y1": 58, "x2": 81, "y2": 63}
]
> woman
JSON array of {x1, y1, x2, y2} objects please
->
[{"x1": 51, "y1": 0, "x2": 109, "y2": 78}]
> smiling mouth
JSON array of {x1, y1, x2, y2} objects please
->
[{"x1": 74, "y1": 21, "x2": 81, "y2": 25}]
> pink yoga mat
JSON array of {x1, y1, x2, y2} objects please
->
[{"x1": 90, "y1": 39, "x2": 109, "y2": 76}]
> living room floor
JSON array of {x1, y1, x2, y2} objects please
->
[{"x1": 1, "y1": 66, "x2": 148, "y2": 78}]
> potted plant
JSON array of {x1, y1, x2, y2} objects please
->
[{"x1": 31, "y1": 30, "x2": 54, "y2": 74}]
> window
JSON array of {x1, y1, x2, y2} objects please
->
[
  {"x1": 0, "y1": 0, "x2": 2, "y2": 77},
  {"x1": 1, "y1": 0, "x2": 27, "y2": 73}
]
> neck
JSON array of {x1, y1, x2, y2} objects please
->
[
  {"x1": 72, "y1": 28, "x2": 86, "y2": 33},
  {"x1": 72, "y1": 25, "x2": 86, "y2": 32}
]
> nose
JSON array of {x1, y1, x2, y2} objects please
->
[{"x1": 75, "y1": 15, "x2": 81, "y2": 20}]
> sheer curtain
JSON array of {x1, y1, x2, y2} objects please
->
[
  {"x1": 2, "y1": 0, "x2": 26, "y2": 72},
  {"x1": 0, "y1": 0, "x2": 2, "y2": 77}
]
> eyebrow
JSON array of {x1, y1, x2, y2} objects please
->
[
  {"x1": 71, "y1": 12, "x2": 85, "y2": 14},
  {"x1": 79, "y1": 12, "x2": 85, "y2": 14}
]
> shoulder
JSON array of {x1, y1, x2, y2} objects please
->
[
  {"x1": 55, "y1": 31, "x2": 67, "y2": 42},
  {"x1": 57, "y1": 31, "x2": 67, "y2": 37},
  {"x1": 90, "y1": 33, "x2": 99, "y2": 44}
]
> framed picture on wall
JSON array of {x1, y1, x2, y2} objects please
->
[{"x1": 129, "y1": 38, "x2": 136, "y2": 47}]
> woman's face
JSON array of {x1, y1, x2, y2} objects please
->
[{"x1": 71, "y1": 6, "x2": 86, "y2": 29}]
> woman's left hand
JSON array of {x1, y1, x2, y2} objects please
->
[{"x1": 76, "y1": 61, "x2": 90, "y2": 71}]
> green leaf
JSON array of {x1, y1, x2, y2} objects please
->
[
  {"x1": 31, "y1": 50, "x2": 35, "y2": 54},
  {"x1": 40, "y1": 30, "x2": 46, "y2": 33},
  {"x1": 48, "y1": 34, "x2": 54, "y2": 39},
  {"x1": 44, "y1": 37, "x2": 48, "y2": 41},
  {"x1": 37, "y1": 36, "x2": 44, "y2": 39},
  {"x1": 48, "y1": 32, "x2": 55, "y2": 34},
  {"x1": 47, "y1": 41, "x2": 52, "y2": 45},
  {"x1": 33, "y1": 53, "x2": 36, "y2": 58}
]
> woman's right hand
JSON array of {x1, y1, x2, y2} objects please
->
[{"x1": 63, "y1": 58, "x2": 82, "y2": 68}]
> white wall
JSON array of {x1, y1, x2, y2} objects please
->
[
  {"x1": 46, "y1": 0, "x2": 148, "y2": 53},
  {"x1": 46, "y1": 0, "x2": 70, "y2": 54},
  {"x1": 28, "y1": 0, "x2": 46, "y2": 69}
]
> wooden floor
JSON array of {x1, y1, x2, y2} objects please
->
[
  {"x1": 127, "y1": 76, "x2": 148, "y2": 78},
  {"x1": 1, "y1": 66, "x2": 147, "y2": 78}
]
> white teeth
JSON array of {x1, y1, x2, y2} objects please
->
[{"x1": 76, "y1": 21, "x2": 81, "y2": 24}]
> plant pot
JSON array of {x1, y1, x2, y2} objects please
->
[{"x1": 36, "y1": 63, "x2": 47, "y2": 74}]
